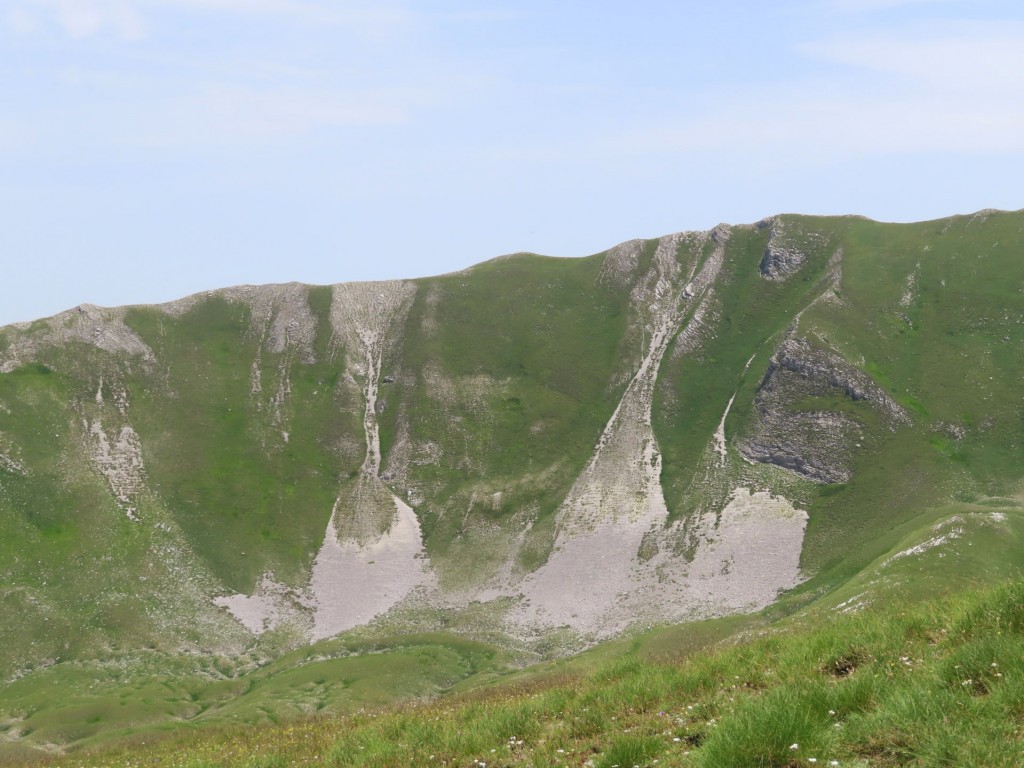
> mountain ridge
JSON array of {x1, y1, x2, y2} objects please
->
[{"x1": 1, "y1": 208, "x2": 1022, "y2": 756}]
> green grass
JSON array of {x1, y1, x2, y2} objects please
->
[
  {"x1": 23, "y1": 579, "x2": 1024, "y2": 768},
  {"x1": 0, "y1": 632, "x2": 511, "y2": 759}
]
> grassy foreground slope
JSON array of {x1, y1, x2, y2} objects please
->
[{"x1": 30, "y1": 578, "x2": 1024, "y2": 767}]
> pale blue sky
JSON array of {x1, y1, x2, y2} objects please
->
[{"x1": 2, "y1": 0, "x2": 1022, "y2": 325}]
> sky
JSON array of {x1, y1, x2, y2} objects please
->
[{"x1": 1, "y1": 0, "x2": 1023, "y2": 326}]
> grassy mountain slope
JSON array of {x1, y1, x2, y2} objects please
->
[
  {"x1": 377, "y1": 252, "x2": 635, "y2": 586},
  {"x1": 0, "y1": 209, "x2": 1021, "y2": 759}
]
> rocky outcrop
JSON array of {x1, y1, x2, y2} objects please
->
[
  {"x1": 86, "y1": 419, "x2": 146, "y2": 520},
  {"x1": 740, "y1": 418, "x2": 855, "y2": 483},
  {"x1": 758, "y1": 218, "x2": 829, "y2": 281},
  {"x1": 0, "y1": 304, "x2": 153, "y2": 373},
  {"x1": 739, "y1": 338, "x2": 909, "y2": 482},
  {"x1": 0, "y1": 436, "x2": 27, "y2": 477},
  {"x1": 597, "y1": 238, "x2": 646, "y2": 290},
  {"x1": 769, "y1": 339, "x2": 909, "y2": 424}
]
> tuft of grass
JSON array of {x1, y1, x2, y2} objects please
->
[
  {"x1": 596, "y1": 734, "x2": 664, "y2": 768},
  {"x1": 696, "y1": 683, "x2": 838, "y2": 767}
]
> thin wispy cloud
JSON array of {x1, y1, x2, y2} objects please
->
[
  {"x1": 801, "y1": 23, "x2": 1024, "y2": 89},
  {"x1": 828, "y1": 0, "x2": 954, "y2": 11},
  {"x1": 12, "y1": 0, "x2": 414, "y2": 40},
  {"x1": 589, "y1": 20, "x2": 1024, "y2": 167},
  {"x1": 25, "y1": 0, "x2": 145, "y2": 39},
  {"x1": 1, "y1": 0, "x2": 470, "y2": 153},
  {"x1": 158, "y1": 0, "x2": 416, "y2": 30},
  {"x1": 6, "y1": 6, "x2": 39, "y2": 33},
  {"x1": 134, "y1": 84, "x2": 417, "y2": 146},
  {"x1": 651, "y1": 90, "x2": 1024, "y2": 157}
]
